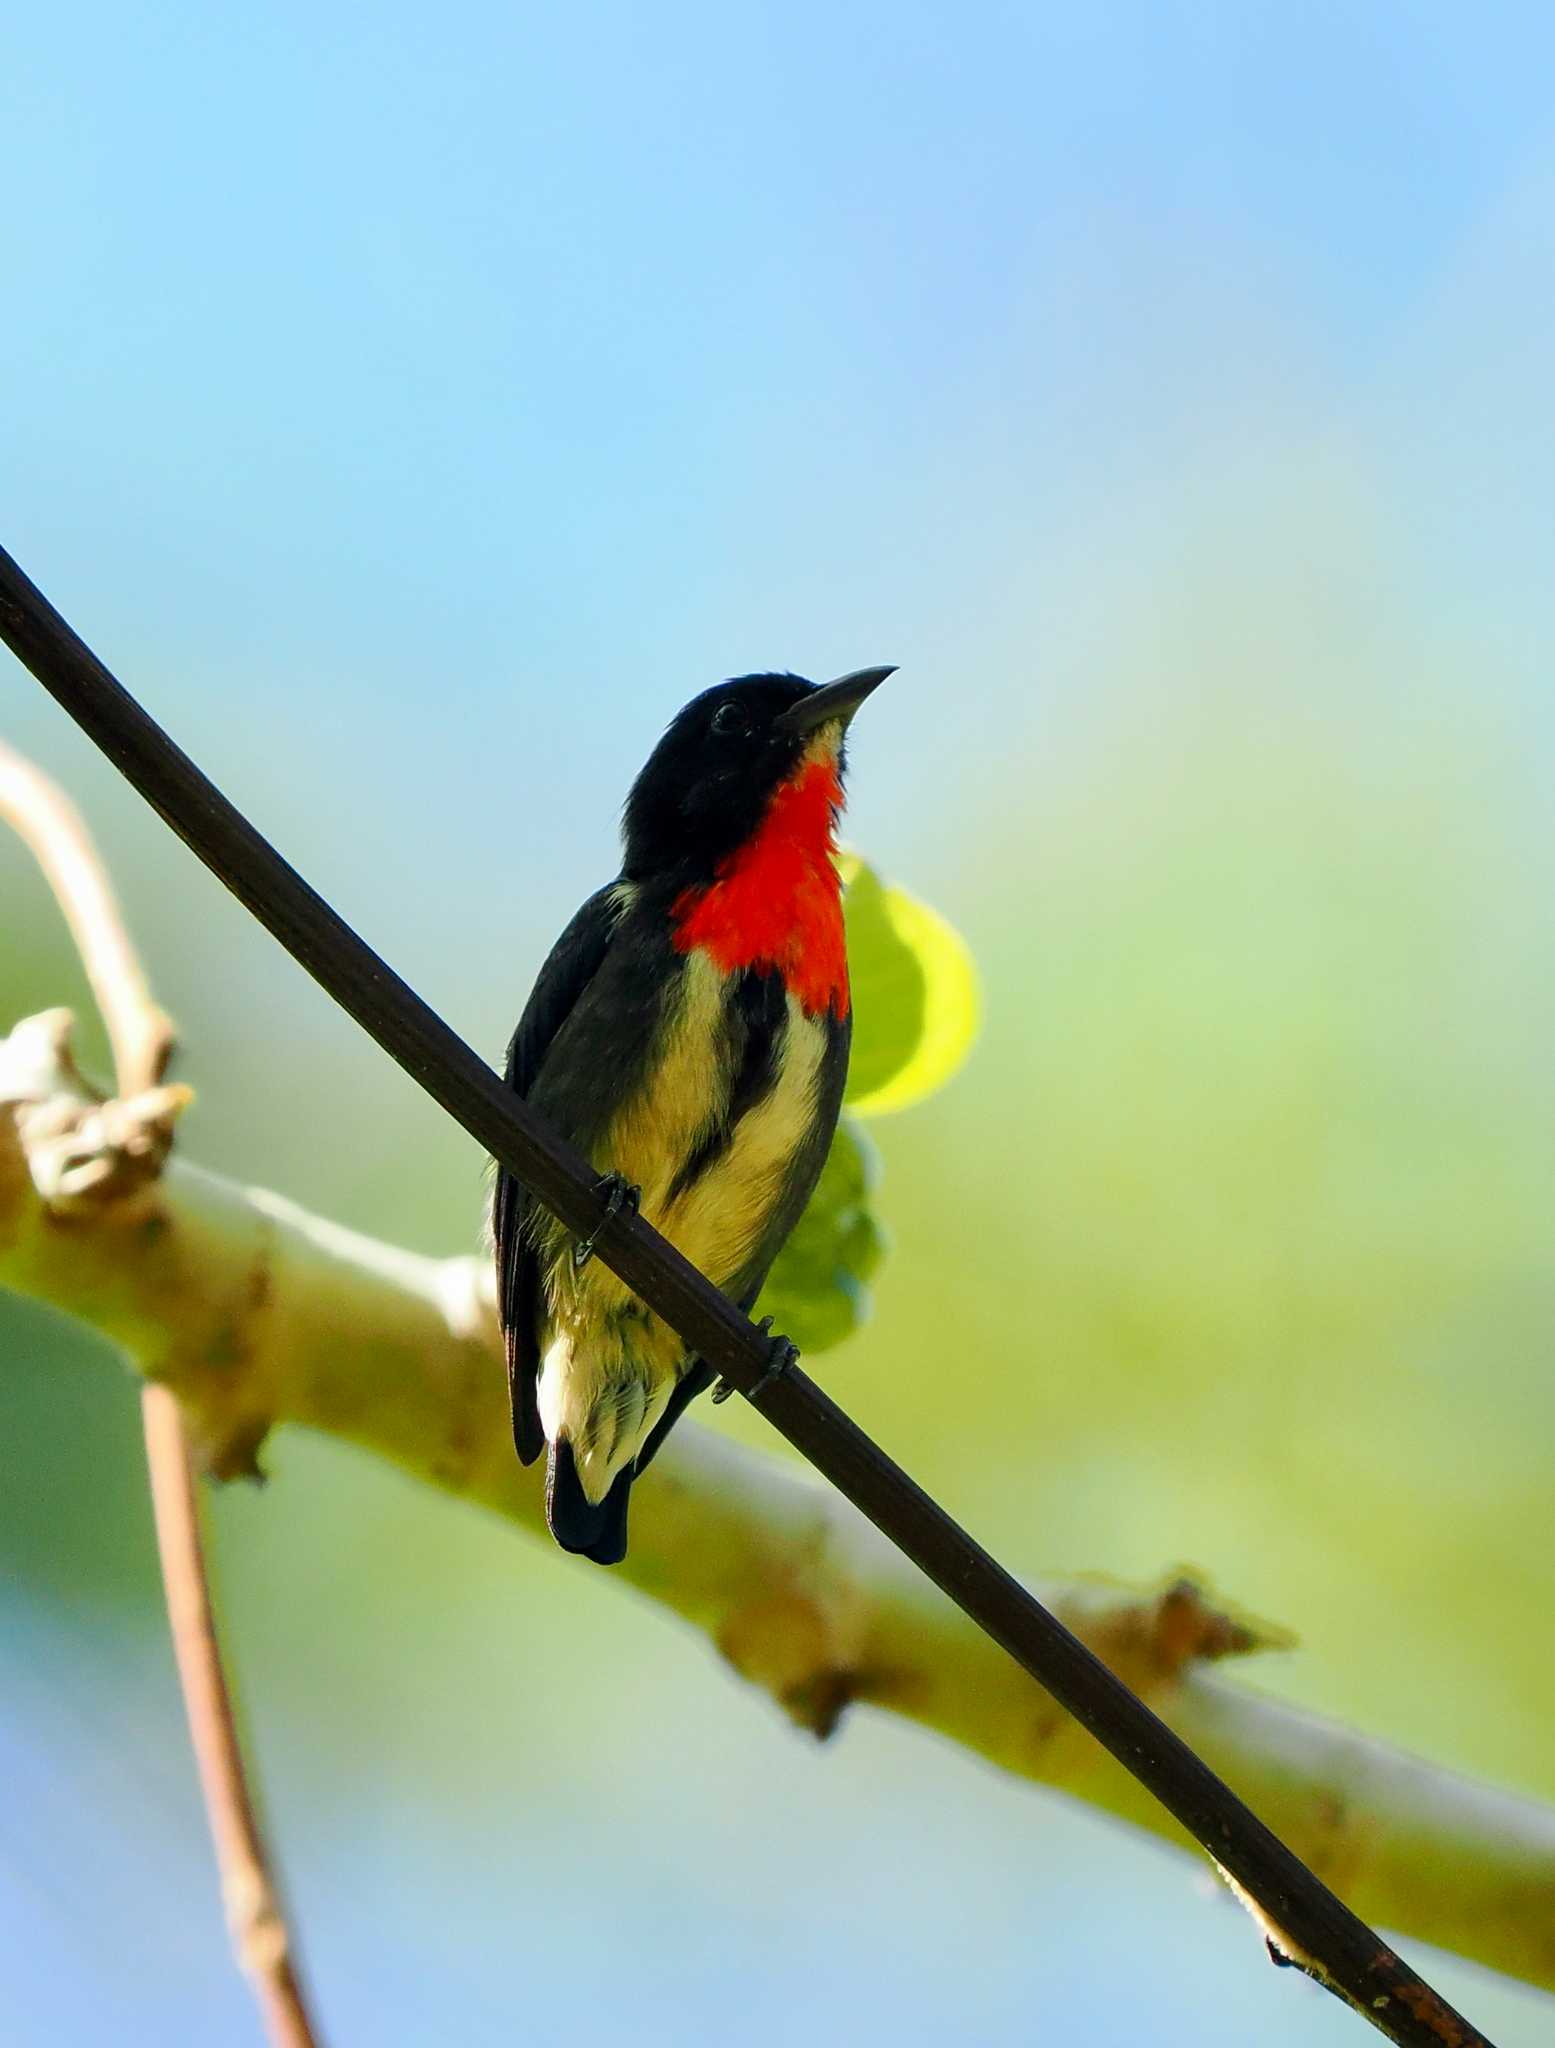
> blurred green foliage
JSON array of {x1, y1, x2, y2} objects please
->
[{"x1": 820, "y1": 672, "x2": 1555, "y2": 1810}]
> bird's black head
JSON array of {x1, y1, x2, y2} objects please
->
[{"x1": 621, "y1": 667, "x2": 893, "y2": 885}]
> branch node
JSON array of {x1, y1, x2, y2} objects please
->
[
  {"x1": 2, "y1": 1008, "x2": 191, "y2": 1211},
  {"x1": 1151, "y1": 1574, "x2": 1294, "y2": 1672},
  {"x1": 781, "y1": 1669, "x2": 857, "y2": 1741},
  {"x1": 198, "y1": 1412, "x2": 273, "y2": 1486}
]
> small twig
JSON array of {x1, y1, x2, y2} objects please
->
[
  {"x1": 143, "y1": 1386, "x2": 318, "y2": 2047},
  {"x1": 0, "y1": 541, "x2": 1492, "y2": 2047},
  {"x1": 0, "y1": 735, "x2": 321, "y2": 2047},
  {"x1": 0, "y1": 742, "x2": 174, "y2": 1094}
]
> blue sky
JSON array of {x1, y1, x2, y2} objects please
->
[
  {"x1": 9, "y1": 2, "x2": 1555, "y2": 732},
  {"x1": 6, "y1": 0, "x2": 1554, "y2": 983}
]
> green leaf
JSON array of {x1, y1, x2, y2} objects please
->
[
  {"x1": 757, "y1": 861, "x2": 976, "y2": 1355},
  {"x1": 757, "y1": 1116, "x2": 884, "y2": 1354},
  {"x1": 841, "y1": 854, "x2": 980, "y2": 1116}
]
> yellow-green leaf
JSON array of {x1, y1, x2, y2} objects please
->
[
  {"x1": 757, "y1": 860, "x2": 975, "y2": 1355},
  {"x1": 841, "y1": 855, "x2": 980, "y2": 1116}
]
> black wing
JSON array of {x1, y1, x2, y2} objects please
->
[{"x1": 493, "y1": 884, "x2": 620, "y2": 1463}]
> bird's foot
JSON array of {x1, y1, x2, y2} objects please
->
[
  {"x1": 572, "y1": 1173, "x2": 641, "y2": 1269},
  {"x1": 711, "y1": 1316, "x2": 800, "y2": 1404}
]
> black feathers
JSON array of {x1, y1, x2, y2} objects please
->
[
  {"x1": 621, "y1": 674, "x2": 820, "y2": 889},
  {"x1": 493, "y1": 885, "x2": 620, "y2": 1464},
  {"x1": 546, "y1": 1440, "x2": 631, "y2": 1566}
]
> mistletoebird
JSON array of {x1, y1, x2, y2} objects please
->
[{"x1": 491, "y1": 666, "x2": 893, "y2": 1565}]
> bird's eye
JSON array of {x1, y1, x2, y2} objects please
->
[{"x1": 711, "y1": 701, "x2": 748, "y2": 737}]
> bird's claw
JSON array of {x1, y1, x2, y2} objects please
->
[
  {"x1": 711, "y1": 1316, "x2": 800, "y2": 1404},
  {"x1": 753, "y1": 1318, "x2": 801, "y2": 1397},
  {"x1": 573, "y1": 1173, "x2": 640, "y2": 1269}
]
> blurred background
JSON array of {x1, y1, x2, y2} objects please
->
[{"x1": 4, "y1": 3, "x2": 1554, "y2": 2041}]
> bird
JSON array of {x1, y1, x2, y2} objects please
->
[{"x1": 490, "y1": 666, "x2": 893, "y2": 1565}]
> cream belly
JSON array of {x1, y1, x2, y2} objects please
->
[{"x1": 536, "y1": 947, "x2": 828, "y2": 1499}]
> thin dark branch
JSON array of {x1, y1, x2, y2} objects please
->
[
  {"x1": 0, "y1": 736, "x2": 322, "y2": 2047},
  {"x1": 0, "y1": 539, "x2": 1490, "y2": 2048}
]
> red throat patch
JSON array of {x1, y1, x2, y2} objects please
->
[{"x1": 671, "y1": 754, "x2": 849, "y2": 1018}]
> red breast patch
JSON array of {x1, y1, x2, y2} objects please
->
[{"x1": 671, "y1": 756, "x2": 849, "y2": 1018}]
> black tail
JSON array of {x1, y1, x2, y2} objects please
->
[{"x1": 545, "y1": 1440, "x2": 632, "y2": 1566}]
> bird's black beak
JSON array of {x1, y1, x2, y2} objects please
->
[{"x1": 776, "y1": 665, "x2": 896, "y2": 737}]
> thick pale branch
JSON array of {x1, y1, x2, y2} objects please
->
[{"x1": 3, "y1": 1011, "x2": 1550, "y2": 1997}]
